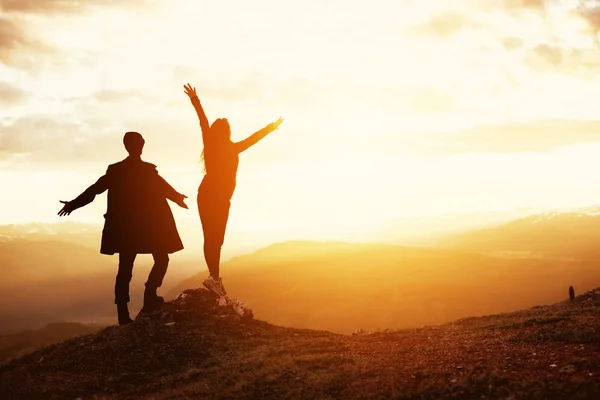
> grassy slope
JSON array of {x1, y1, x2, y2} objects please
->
[
  {"x1": 0, "y1": 322, "x2": 106, "y2": 363},
  {"x1": 1, "y1": 289, "x2": 599, "y2": 400}
]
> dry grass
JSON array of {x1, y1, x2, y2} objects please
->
[{"x1": 1, "y1": 288, "x2": 600, "y2": 399}]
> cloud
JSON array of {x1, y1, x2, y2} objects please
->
[
  {"x1": 0, "y1": 95, "x2": 200, "y2": 170},
  {"x1": 0, "y1": 0, "x2": 158, "y2": 71},
  {"x1": 408, "y1": 12, "x2": 472, "y2": 37},
  {"x1": 501, "y1": 36, "x2": 525, "y2": 50},
  {"x1": 0, "y1": 16, "x2": 58, "y2": 71},
  {"x1": 576, "y1": 1, "x2": 600, "y2": 32},
  {"x1": 419, "y1": 119, "x2": 600, "y2": 154},
  {"x1": 60, "y1": 89, "x2": 156, "y2": 105},
  {"x1": 503, "y1": 0, "x2": 546, "y2": 10},
  {"x1": 532, "y1": 43, "x2": 563, "y2": 64},
  {"x1": 1, "y1": 115, "x2": 87, "y2": 153},
  {"x1": 0, "y1": 0, "x2": 155, "y2": 14},
  {"x1": 0, "y1": 114, "x2": 122, "y2": 167},
  {"x1": 0, "y1": 17, "x2": 41, "y2": 62},
  {"x1": 1, "y1": 0, "x2": 83, "y2": 13},
  {"x1": 0, "y1": 82, "x2": 28, "y2": 105}
]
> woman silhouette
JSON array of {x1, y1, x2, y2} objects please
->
[{"x1": 184, "y1": 83, "x2": 284, "y2": 296}]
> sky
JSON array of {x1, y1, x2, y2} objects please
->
[{"x1": 3, "y1": 0, "x2": 600, "y2": 236}]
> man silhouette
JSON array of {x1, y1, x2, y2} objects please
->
[{"x1": 58, "y1": 131, "x2": 188, "y2": 325}]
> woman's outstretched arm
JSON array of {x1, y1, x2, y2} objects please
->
[
  {"x1": 183, "y1": 83, "x2": 210, "y2": 143},
  {"x1": 234, "y1": 117, "x2": 284, "y2": 153}
]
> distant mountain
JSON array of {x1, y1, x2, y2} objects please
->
[
  {"x1": 0, "y1": 221, "x2": 270, "y2": 264},
  {"x1": 353, "y1": 208, "x2": 539, "y2": 245},
  {"x1": 0, "y1": 222, "x2": 101, "y2": 248},
  {"x1": 169, "y1": 240, "x2": 600, "y2": 334},
  {"x1": 441, "y1": 204, "x2": 600, "y2": 259},
  {"x1": 0, "y1": 239, "x2": 193, "y2": 334},
  {"x1": 0, "y1": 206, "x2": 540, "y2": 258},
  {"x1": 4, "y1": 203, "x2": 598, "y2": 335}
]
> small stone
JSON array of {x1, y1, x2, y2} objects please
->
[
  {"x1": 560, "y1": 365, "x2": 576, "y2": 374},
  {"x1": 165, "y1": 322, "x2": 176, "y2": 326},
  {"x1": 175, "y1": 292, "x2": 190, "y2": 301},
  {"x1": 450, "y1": 379, "x2": 457, "y2": 383},
  {"x1": 217, "y1": 297, "x2": 228, "y2": 307},
  {"x1": 550, "y1": 364, "x2": 557, "y2": 368}
]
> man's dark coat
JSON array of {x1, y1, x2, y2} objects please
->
[{"x1": 70, "y1": 157, "x2": 184, "y2": 255}]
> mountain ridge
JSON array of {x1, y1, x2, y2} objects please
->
[{"x1": 1, "y1": 287, "x2": 599, "y2": 399}]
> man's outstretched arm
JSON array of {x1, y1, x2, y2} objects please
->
[
  {"x1": 58, "y1": 174, "x2": 109, "y2": 216},
  {"x1": 158, "y1": 175, "x2": 188, "y2": 209}
]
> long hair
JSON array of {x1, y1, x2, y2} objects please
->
[{"x1": 201, "y1": 118, "x2": 231, "y2": 173}]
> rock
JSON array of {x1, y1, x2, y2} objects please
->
[
  {"x1": 174, "y1": 292, "x2": 190, "y2": 301},
  {"x1": 560, "y1": 365, "x2": 576, "y2": 374},
  {"x1": 138, "y1": 288, "x2": 254, "y2": 325}
]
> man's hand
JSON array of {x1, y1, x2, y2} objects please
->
[
  {"x1": 58, "y1": 200, "x2": 74, "y2": 217},
  {"x1": 183, "y1": 83, "x2": 197, "y2": 99},
  {"x1": 267, "y1": 117, "x2": 284, "y2": 132},
  {"x1": 176, "y1": 194, "x2": 189, "y2": 209}
]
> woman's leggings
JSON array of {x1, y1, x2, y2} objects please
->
[{"x1": 197, "y1": 191, "x2": 231, "y2": 279}]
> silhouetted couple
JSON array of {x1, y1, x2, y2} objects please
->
[{"x1": 58, "y1": 84, "x2": 284, "y2": 325}]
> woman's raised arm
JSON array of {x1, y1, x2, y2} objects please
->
[{"x1": 184, "y1": 83, "x2": 210, "y2": 143}]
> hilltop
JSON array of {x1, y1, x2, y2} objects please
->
[
  {"x1": 169, "y1": 240, "x2": 600, "y2": 334},
  {"x1": 1, "y1": 288, "x2": 599, "y2": 399}
]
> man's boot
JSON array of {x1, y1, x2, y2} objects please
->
[
  {"x1": 117, "y1": 303, "x2": 133, "y2": 325},
  {"x1": 141, "y1": 287, "x2": 164, "y2": 314}
]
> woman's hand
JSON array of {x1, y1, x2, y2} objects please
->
[
  {"x1": 183, "y1": 83, "x2": 197, "y2": 99},
  {"x1": 267, "y1": 117, "x2": 284, "y2": 132}
]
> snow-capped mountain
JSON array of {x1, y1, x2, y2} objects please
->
[
  {"x1": 443, "y1": 204, "x2": 600, "y2": 259},
  {"x1": 525, "y1": 204, "x2": 600, "y2": 225},
  {"x1": 0, "y1": 222, "x2": 102, "y2": 248}
]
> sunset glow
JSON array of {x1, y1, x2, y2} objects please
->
[{"x1": 3, "y1": 0, "x2": 600, "y2": 237}]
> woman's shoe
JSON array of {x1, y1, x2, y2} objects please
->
[
  {"x1": 203, "y1": 276, "x2": 226, "y2": 297},
  {"x1": 217, "y1": 277, "x2": 227, "y2": 296}
]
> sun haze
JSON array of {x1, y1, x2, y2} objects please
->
[{"x1": 3, "y1": 0, "x2": 600, "y2": 237}]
